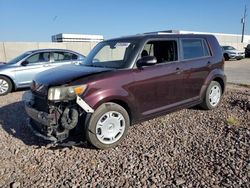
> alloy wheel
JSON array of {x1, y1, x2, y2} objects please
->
[{"x1": 0, "y1": 79, "x2": 9, "y2": 94}]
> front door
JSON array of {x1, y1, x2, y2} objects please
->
[
  {"x1": 15, "y1": 52, "x2": 52, "y2": 87},
  {"x1": 132, "y1": 39, "x2": 184, "y2": 118}
]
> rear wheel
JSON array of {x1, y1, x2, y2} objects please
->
[
  {"x1": 200, "y1": 81, "x2": 222, "y2": 110},
  {"x1": 0, "y1": 76, "x2": 12, "y2": 96},
  {"x1": 85, "y1": 102, "x2": 130, "y2": 149}
]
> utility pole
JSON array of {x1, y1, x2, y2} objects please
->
[{"x1": 241, "y1": 5, "x2": 247, "y2": 43}]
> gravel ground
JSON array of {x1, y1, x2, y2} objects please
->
[{"x1": 0, "y1": 85, "x2": 249, "y2": 188}]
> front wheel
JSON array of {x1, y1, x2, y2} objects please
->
[
  {"x1": 200, "y1": 81, "x2": 222, "y2": 110},
  {"x1": 85, "y1": 102, "x2": 130, "y2": 149},
  {"x1": 224, "y1": 54, "x2": 230, "y2": 61},
  {"x1": 0, "y1": 76, "x2": 12, "y2": 96}
]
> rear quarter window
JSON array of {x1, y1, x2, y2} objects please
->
[
  {"x1": 181, "y1": 39, "x2": 210, "y2": 60},
  {"x1": 53, "y1": 52, "x2": 78, "y2": 62}
]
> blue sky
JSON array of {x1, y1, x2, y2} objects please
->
[{"x1": 0, "y1": 0, "x2": 249, "y2": 41}]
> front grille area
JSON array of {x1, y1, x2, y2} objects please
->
[{"x1": 32, "y1": 91, "x2": 48, "y2": 112}]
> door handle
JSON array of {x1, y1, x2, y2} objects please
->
[{"x1": 176, "y1": 67, "x2": 183, "y2": 74}]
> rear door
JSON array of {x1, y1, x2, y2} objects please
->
[
  {"x1": 15, "y1": 52, "x2": 52, "y2": 87},
  {"x1": 51, "y1": 51, "x2": 80, "y2": 67},
  {"x1": 180, "y1": 38, "x2": 212, "y2": 100}
]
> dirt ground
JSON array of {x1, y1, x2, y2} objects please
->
[{"x1": 0, "y1": 84, "x2": 249, "y2": 187}]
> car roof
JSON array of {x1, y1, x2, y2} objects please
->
[
  {"x1": 27, "y1": 49, "x2": 84, "y2": 56},
  {"x1": 105, "y1": 33, "x2": 215, "y2": 42}
]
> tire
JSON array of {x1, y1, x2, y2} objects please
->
[
  {"x1": 85, "y1": 102, "x2": 130, "y2": 149},
  {"x1": 200, "y1": 81, "x2": 222, "y2": 110},
  {"x1": 0, "y1": 76, "x2": 12, "y2": 96},
  {"x1": 224, "y1": 53, "x2": 229, "y2": 61}
]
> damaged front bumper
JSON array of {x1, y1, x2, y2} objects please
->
[
  {"x1": 25, "y1": 103, "x2": 59, "y2": 142},
  {"x1": 24, "y1": 91, "x2": 94, "y2": 142}
]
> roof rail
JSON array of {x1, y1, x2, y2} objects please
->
[
  {"x1": 143, "y1": 30, "x2": 179, "y2": 35},
  {"x1": 142, "y1": 32, "x2": 173, "y2": 35}
]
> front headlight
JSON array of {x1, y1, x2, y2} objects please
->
[{"x1": 48, "y1": 85, "x2": 87, "y2": 101}]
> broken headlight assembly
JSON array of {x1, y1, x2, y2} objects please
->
[{"x1": 48, "y1": 85, "x2": 87, "y2": 101}]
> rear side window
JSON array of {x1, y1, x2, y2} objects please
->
[
  {"x1": 64, "y1": 52, "x2": 78, "y2": 60},
  {"x1": 53, "y1": 52, "x2": 64, "y2": 62},
  {"x1": 53, "y1": 52, "x2": 78, "y2": 62},
  {"x1": 181, "y1": 39, "x2": 210, "y2": 60}
]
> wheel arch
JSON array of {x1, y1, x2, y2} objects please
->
[
  {"x1": 213, "y1": 77, "x2": 225, "y2": 94},
  {"x1": 84, "y1": 88, "x2": 139, "y2": 124},
  {"x1": 200, "y1": 69, "x2": 226, "y2": 99},
  {"x1": 108, "y1": 99, "x2": 133, "y2": 124}
]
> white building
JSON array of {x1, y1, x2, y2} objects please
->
[{"x1": 52, "y1": 33, "x2": 104, "y2": 42}]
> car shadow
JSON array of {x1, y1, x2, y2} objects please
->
[
  {"x1": 0, "y1": 101, "x2": 49, "y2": 146},
  {"x1": 0, "y1": 101, "x2": 92, "y2": 149}
]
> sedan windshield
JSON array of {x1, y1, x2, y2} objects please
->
[
  {"x1": 223, "y1": 46, "x2": 236, "y2": 50},
  {"x1": 84, "y1": 40, "x2": 137, "y2": 69},
  {"x1": 8, "y1": 52, "x2": 32, "y2": 64}
]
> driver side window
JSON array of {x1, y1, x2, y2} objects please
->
[
  {"x1": 26, "y1": 53, "x2": 50, "y2": 64},
  {"x1": 141, "y1": 40, "x2": 178, "y2": 63}
]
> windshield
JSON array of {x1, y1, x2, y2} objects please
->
[
  {"x1": 8, "y1": 52, "x2": 32, "y2": 64},
  {"x1": 84, "y1": 40, "x2": 137, "y2": 69},
  {"x1": 223, "y1": 46, "x2": 236, "y2": 50}
]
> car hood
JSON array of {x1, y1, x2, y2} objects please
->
[
  {"x1": 0, "y1": 63, "x2": 8, "y2": 68},
  {"x1": 225, "y1": 50, "x2": 244, "y2": 53},
  {"x1": 35, "y1": 64, "x2": 114, "y2": 86}
]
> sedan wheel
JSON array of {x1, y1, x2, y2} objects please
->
[{"x1": 0, "y1": 76, "x2": 12, "y2": 96}]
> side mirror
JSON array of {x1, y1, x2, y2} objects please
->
[
  {"x1": 136, "y1": 56, "x2": 157, "y2": 68},
  {"x1": 21, "y1": 61, "x2": 29, "y2": 66}
]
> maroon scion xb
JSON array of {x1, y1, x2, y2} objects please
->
[{"x1": 25, "y1": 32, "x2": 226, "y2": 149}]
